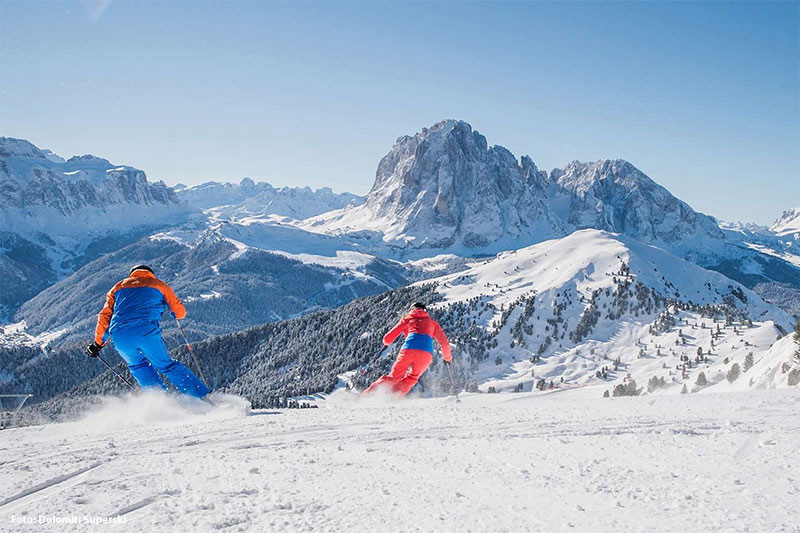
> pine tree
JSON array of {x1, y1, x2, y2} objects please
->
[
  {"x1": 726, "y1": 363, "x2": 741, "y2": 383},
  {"x1": 696, "y1": 371, "x2": 707, "y2": 387},
  {"x1": 743, "y1": 352, "x2": 754, "y2": 372}
]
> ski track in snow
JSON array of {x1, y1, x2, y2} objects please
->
[{"x1": 1, "y1": 389, "x2": 799, "y2": 532}]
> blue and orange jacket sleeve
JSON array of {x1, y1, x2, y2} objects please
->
[
  {"x1": 382, "y1": 317, "x2": 408, "y2": 346},
  {"x1": 94, "y1": 282, "x2": 119, "y2": 345},
  {"x1": 156, "y1": 279, "x2": 186, "y2": 320}
]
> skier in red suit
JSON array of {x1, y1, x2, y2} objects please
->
[{"x1": 363, "y1": 302, "x2": 451, "y2": 397}]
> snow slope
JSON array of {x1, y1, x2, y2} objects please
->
[
  {"x1": 15, "y1": 229, "x2": 796, "y2": 413},
  {"x1": 1, "y1": 389, "x2": 799, "y2": 532},
  {"x1": 411, "y1": 230, "x2": 795, "y2": 398}
]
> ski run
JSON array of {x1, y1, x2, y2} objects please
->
[{"x1": 1, "y1": 387, "x2": 799, "y2": 532}]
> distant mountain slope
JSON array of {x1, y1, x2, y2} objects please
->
[
  {"x1": 771, "y1": 207, "x2": 800, "y2": 237},
  {"x1": 303, "y1": 120, "x2": 563, "y2": 251},
  {"x1": 717, "y1": 208, "x2": 800, "y2": 316},
  {"x1": 0, "y1": 138, "x2": 195, "y2": 243},
  {"x1": 27, "y1": 230, "x2": 796, "y2": 416},
  {"x1": 0, "y1": 137, "x2": 199, "y2": 318},
  {"x1": 13, "y1": 223, "x2": 409, "y2": 339},
  {"x1": 552, "y1": 159, "x2": 725, "y2": 259},
  {"x1": 175, "y1": 178, "x2": 363, "y2": 220}
]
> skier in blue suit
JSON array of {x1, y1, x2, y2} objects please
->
[{"x1": 86, "y1": 265, "x2": 210, "y2": 398}]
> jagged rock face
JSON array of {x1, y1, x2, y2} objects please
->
[
  {"x1": 771, "y1": 207, "x2": 800, "y2": 237},
  {"x1": 362, "y1": 120, "x2": 559, "y2": 248},
  {"x1": 554, "y1": 159, "x2": 724, "y2": 246},
  {"x1": 0, "y1": 138, "x2": 49, "y2": 159},
  {"x1": 0, "y1": 138, "x2": 180, "y2": 216},
  {"x1": 1, "y1": 166, "x2": 179, "y2": 215},
  {"x1": 318, "y1": 120, "x2": 725, "y2": 254}
]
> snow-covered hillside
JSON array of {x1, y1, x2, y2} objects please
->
[
  {"x1": 175, "y1": 178, "x2": 363, "y2": 220},
  {"x1": 418, "y1": 229, "x2": 795, "y2": 397},
  {"x1": 1, "y1": 389, "x2": 799, "y2": 532}
]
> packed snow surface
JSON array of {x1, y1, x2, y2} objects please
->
[{"x1": 1, "y1": 389, "x2": 799, "y2": 532}]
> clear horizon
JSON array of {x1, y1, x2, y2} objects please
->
[{"x1": 1, "y1": 1, "x2": 798, "y2": 225}]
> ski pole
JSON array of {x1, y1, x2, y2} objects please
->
[
  {"x1": 174, "y1": 317, "x2": 209, "y2": 386},
  {"x1": 96, "y1": 354, "x2": 136, "y2": 391},
  {"x1": 444, "y1": 362, "x2": 461, "y2": 403}
]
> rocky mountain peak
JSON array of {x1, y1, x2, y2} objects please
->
[
  {"x1": 771, "y1": 207, "x2": 800, "y2": 236},
  {"x1": 0, "y1": 137, "x2": 48, "y2": 159},
  {"x1": 309, "y1": 120, "x2": 729, "y2": 257}
]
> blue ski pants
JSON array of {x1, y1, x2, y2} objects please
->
[{"x1": 111, "y1": 323, "x2": 210, "y2": 398}]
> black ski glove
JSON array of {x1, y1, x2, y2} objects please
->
[
  {"x1": 443, "y1": 360, "x2": 451, "y2": 366},
  {"x1": 86, "y1": 342, "x2": 103, "y2": 358}
]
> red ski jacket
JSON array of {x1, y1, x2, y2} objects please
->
[{"x1": 383, "y1": 308, "x2": 451, "y2": 362}]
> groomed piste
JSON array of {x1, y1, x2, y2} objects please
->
[{"x1": 1, "y1": 387, "x2": 799, "y2": 532}]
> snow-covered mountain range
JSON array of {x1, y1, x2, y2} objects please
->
[
  {"x1": 2, "y1": 123, "x2": 798, "y2": 409},
  {"x1": 302, "y1": 120, "x2": 800, "y2": 313},
  {"x1": 0, "y1": 138, "x2": 199, "y2": 318},
  {"x1": 303, "y1": 120, "x2": 725, "y2": 258},
  {"x1": 0, "y1": 138, "x2": 193, "y2": 243},
  {"x1": 0, "y1": 139, "x2": 367, "y2": 321},
  {"x1": 174, "y1": 178, "x2": 363, "y2": 221}
]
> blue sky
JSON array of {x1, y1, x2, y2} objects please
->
[{"x1": 1, "y1": 1, "x2": 797, "y2": 225}]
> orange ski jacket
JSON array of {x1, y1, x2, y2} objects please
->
[{"x1": 94, "y1": 270, "x2": 186, "y2": 345}]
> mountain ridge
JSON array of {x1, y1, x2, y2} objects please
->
[
  {"x1": 304, "y1": 120, "x2": 725, "y2": 256},
  {"x1": 175, "y1": 177, "x2": 364, "y2": 220}
]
